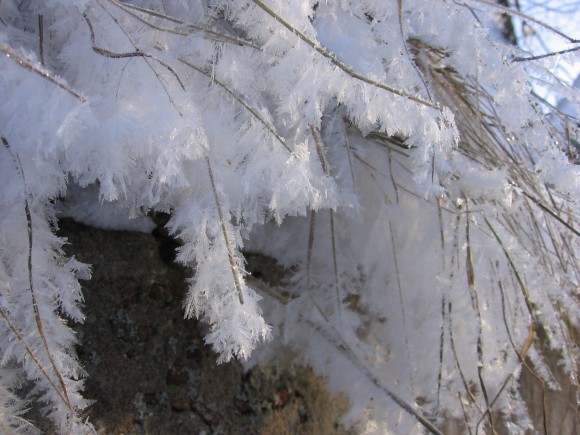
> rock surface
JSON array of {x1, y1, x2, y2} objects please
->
[{"x1": 29, "y1": 218, "x2": 352, "y2": 435}]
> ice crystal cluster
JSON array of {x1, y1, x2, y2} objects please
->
[{"x1": 0, "y1": 0, "x2": 578, "y2": 433}]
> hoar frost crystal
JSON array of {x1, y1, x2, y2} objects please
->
[{"x1": 0, "y1": 1, "x2": 578, "y2": 433}]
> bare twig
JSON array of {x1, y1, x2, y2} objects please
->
[
  {"x1": 107, "y1": 0, "x2": 261, "y2": 49},
  {"x1": 524, "y1": 191, "x2": 580, "y2": 238},
  {"x1": 436, "y1": 297, "x2": 446, "y2": 410},
  {"x1": 206, "y1": 157, "x2": 244, "y2": 305},
  {"x1": 470, "y1": 0, "x2": 579, "y2": 43},
  {"x1": 449, "y1": 301, "x2": 482, "y2": 412},
  {"x1": 309, "y1": 127, "x2": 341, "y2": 316},
  {"x1": 513, "y1": 45, "x2": 580, "y2": 62},
  {"x1": 0, "y1": 307, "x2": 68, "y2": 407},
  {"x1": 1, "y1": 137, "x2": 75, "y2": 429},
  {"x1": 84, "y1": 15, "x2": 185, "y2": 91},
  {"x1": 251, "y1": 0, "x2": 439, "y2": 109},
  {"x1": 38, "y1": 15, "x2": 44, "y2": 66},
  {"x1": 329, "y1": 209, "x2": 341, "y2": 318},
  {"x1": 307, "y1": 211, "x2": 316, "y2": 286},
  {"x1": 303, "y1": 316, "x2": 445, "y2": 435},
  {"x1": 340, "y1": 118, "x2": 357, "y2": 192},
  {"x1": 0, "y1": 45, "x2": 84, "y2": 102},
  {"x1": 91, "y1": 3, "x2": 185, "y2": 115},
  {"x1": 310, "y1": 126, "x2": 330, "y2": 176},
  {"x1": 485, "y1": 218, "x2": 536, "y2": 361},
  {"x1": 389, "y1": 221, "x2": 414, "y2": 387},
  {"x1": 465, "y1": 200, "x2": 496, "y2": 435},
  {"x1": 179, "y1": 57, "x2": 292, "y2": 153}
]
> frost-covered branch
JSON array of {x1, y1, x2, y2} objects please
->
[{"x1": 0, "y1": 0, "x2": 578, "y2": 433}]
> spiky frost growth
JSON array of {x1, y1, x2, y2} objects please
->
[{"x1": 0, "y1": 0, "x2": 578, "y2": 433}]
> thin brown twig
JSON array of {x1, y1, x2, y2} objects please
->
[
  {"x1": 91, "y1": 3, "x2": 185, "y2": 115},
  {"x1": 329, "y1": 210, "x2": 341, "y2": 318},
  {"x1": 0, "y1": 45, "x2": 85, "y2": 102},
  {"x1": 513, "y1": 45, "x2": 580, "y2": 62},
  {"x1": 470, "y1": 0, "x2": 579, "y2": 43},
  {"x1": 179, "y1": 57, "x2": 292, "y2": 153},
  {"x1": 524, "y1": 191, "x2": 580, "y2": 238},
  {"x1": 251, "y1": 0, "x2": 439, "y2": 110},
  {"x1": 465, "y1": 200, "x2": 496, "y2": 435},
  {"x1": 0, "y1": 307, "x2": 68, "y2": 407},
  {"x1": 205, "y1": 157, "x2": 244, "y2": 305},
  {"x1": 458, "y1": 392, "x2": 474, "y2": 435},
  {"x1": 303, "y1": 317, "x2": 444, "y2": 435},
  {"x1": 107, "y1": 0, "x2": 261, "y2": 49},
  {"x1": 84, "y1": 15, "x2": 185, "y2": 91},
  {"x1": 310, "y1": 126, "x2": 330, "y2": 176},
  {"x1": 389, "y1": 221, "x2": 414, "y2": 388},
  {"x1": 306, "y1": 211, "x2": 316, "y2": 286},
  {"x1": 448, "y1": 301, "x2": 482, "y2": 412},
  {"x1": 341, "y1": 118, "x2": 357, "y2": 192},
  {"x1": 309, "y1": 126, "x2": 341, "y2": 316},
  {"x1": 484, "y1": 218, "x2": 536, "y2": 362},
  {"x1": 1, "y1": 137, "x2": 75, "y2": 429},
  {"x1": 38, "y1": 15, "x2": 44, "y2": 66}
]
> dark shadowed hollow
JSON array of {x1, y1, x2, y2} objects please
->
[{"x1": 24, "y1": 218, "x2": 352, "y2": 435}]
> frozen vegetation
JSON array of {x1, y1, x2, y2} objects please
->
[{"x1": 0, "y1": 1, "x2": 578, "y2": 433}]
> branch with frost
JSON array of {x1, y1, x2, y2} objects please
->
[{"x1": 0, "y1": 1, "x2": 578, "y2": 433}]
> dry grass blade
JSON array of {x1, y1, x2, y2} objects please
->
[
  {"x1": 303, "y1": 317, "x2": 445, "y2": 435},
  {"x1": 387, "y1": 149, "x2": 401, "y2": 203},
  {"x1": 352, "y1": 150, "x2": 378, "y2": 171},
  {"x1": 310, "y1": 127, "x2": 341, "y2": 316},
  {"x1": 340, "y1": 119, "x2": 357, "y2": 192},
  {"x1": 389, "y1": 221, "x2": 415, "y2": 390},
  {"x1": 38, "y1": 15, "x2": 44, "y2": 66},
  {"x1": 436, "y1": 297, "x2": 446, "y2": 410},
  {"x1": 251, "y1": 0, "x2": 439, "y2": 109},
  {"x1": 524, "y1": 192, "x2": 580, "y2": 238},
  {"x1": 557, "y1": 315, "x2": 580, "y2": 399},
  {"x1": 206, "y1": 157, "x2": 244, "y2": 305},
  {"x1": 84, "y1": 15, "x2": 185, "y2": 91},
  {"x1": 448, "y1": 301, "x2": 482, "y2": 413},
  {"x1": 306, "y1": 211, "x2": 316, "y2": 287},
  {"x1": 514, "y1": 45, "x2": 580, "y2": 62},
  {"x1": 485, "y1": 218, "x2": 536, "y2": 362},
  {"x1": 396, "y1": 182, "x2": 457, "y2": 214},
  {"x1": 458, "y1": 392, "x2": 475, "y2": 435},
  {"x1": 180, "y1": 57, "x2": 292, "y2": 154},
  {"x1": 329, "y1": 210, "x2": 341, "y2": 318},
  {"x1": 412, "y1": 39, "x2": 577, "y2": 416},
  {"x1": 541, "y1": 212, "x2": 567, "y2": 274},
  {"x1": 496, "y1": 276, "x2": 546, "y2": 394},
  {"x1": 107, "y1": 0, "x2": 260, "y2": 48},
  {"x1": 0, "y1": 307, "x2": 68, "y2": 408},
  {"x1": 436, "y1": 197, "x2": 445, "y2": 264},
  {"x1": 411, "y1": 43, "x2": 578, "y2": 405},
  {"x1": 470, "y1": 0, "x2": 579, "y2": 43},
  {"x1": 484, "y1": 275, "x2": 549, "y2": 433},
  {"x1": 465, "y1": 201, "x2": 496, "y2": 435},
  {"x1": 310, "y1": 126, "x2": 330, "y2": 176},
  {"x1": 92, "y1": 46, "x2": 185, "y2": 90},
  {"x1": 475, "y1": 373, "x2": 514, "y2": 434},
  {"x1": 0, "y1": 45, "x2": 84, "y2": 102},
  {"x1": 484, "y1": 218, "x2": 535, "y2": 324},
  {"x1": 366, "y1": 131, "x2": 413, "y2": 156},
  {"x1": 496, "y1": 275, "x2": 522, "y2": 360},
  {"x1": 91, "y1": 3, "x2": 185, "y2": 115},
  {"x1": 1, "y1": 137, "x2": 76, "y2": 432}
]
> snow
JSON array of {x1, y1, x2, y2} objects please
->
[{"x1": 0, "y1": 0, "x2": 578, "y2": 433}]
